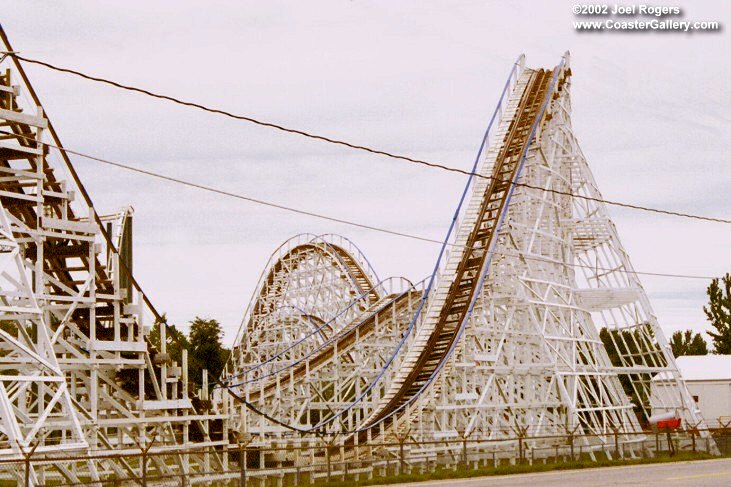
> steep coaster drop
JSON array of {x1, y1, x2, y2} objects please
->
[{"x1": 225, "y1": 54, "x2": 717, "y2": 462}]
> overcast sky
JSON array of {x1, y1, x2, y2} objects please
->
[{"x1": 1, "y1": 1, "x2": 729, "y2": 345}]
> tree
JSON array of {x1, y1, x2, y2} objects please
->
[
  {"x1": 669, "y1": 330, "x2": 708, "y2": 357},
  {"x1": 188, "y1": 317, "x2": 229, "y2": 390},
  {"x1": 148, "y1": 313, "x2": 190, "y2": 367},
  {"x1": 600, "y1": 325, "x2": 664, "y2": 423},
  {"x1": 704, "y1": 273, "x2": 731, "y2": 354}
]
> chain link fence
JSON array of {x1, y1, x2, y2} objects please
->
[{"x1": 0, "y1": 420, "x2": 729, "y2": 486}]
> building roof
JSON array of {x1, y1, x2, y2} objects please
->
[{"x1": 652, "y1": 355, "x2": 731, "y2": 382}]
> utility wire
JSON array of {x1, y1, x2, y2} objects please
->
[
  {"x1": 4, "y1": 129, "x2": 715, "y2": 281},
  {"x1": 0, "y1": 48, "x2": 717, "y2": 435},
  {"x1": 5, "y1": 52, "x2": 730, "y2": 226}
]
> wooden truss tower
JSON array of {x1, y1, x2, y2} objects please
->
[
  {"x1": 0, "y1": 31, "x2": 225, "y2": 484},
  {"x1": 226, "y1": 54, "x2": 716, "y2": 463}
]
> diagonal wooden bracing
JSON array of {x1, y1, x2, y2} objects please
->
[
  {"x1": 227, "y1": 54, "x2": 717, "y2": 463},
  {"x1": 0, "y1": 32, "x2": 227, "y2": 484}
]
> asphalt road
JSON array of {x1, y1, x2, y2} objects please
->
[{"x1": 384, "y1": 458, "x2": 731, "y2": 486}]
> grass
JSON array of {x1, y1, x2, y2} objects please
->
[{"x1": 311, "y1": 451, "x2": 718, "y2": 487}]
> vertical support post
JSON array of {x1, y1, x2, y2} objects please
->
[
  {"x1": 160, "y1": 321, "x2": 167, "y2": 400},
  {"x1": 202, "y1": 369, "x2": 209, "y2": 474},
  {"x1": 182, "y1": 349, "x2": 190, "y2": 482}
]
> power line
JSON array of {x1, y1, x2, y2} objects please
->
[
  {"x1": 4, "y1": 129, "x2": 715, "y2": 281},
  {"x1": 5, "y1": 51, "x2": 730, "y2": 226},
  {"x1": 0, "y1": 44, "x2": 717, "y2": 434}
]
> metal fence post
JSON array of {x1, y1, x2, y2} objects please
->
[
  {"x1": 720, "y1": 418, "x2": 731, "y2": 455},
  {"x1": 326, "y1": 441, "x2": 332, "y2": 483},
  {"x1": 655, "y1": 430, "x2": 660, "y2": 454},
  {"x1": 295, "y1": 441, "x2": 301, "y2": 486},
  {"x1": 689, "y1": 422, "x2": 698, "y2": 453},
  {"x1": 568, "y1": 432, "x2": 574, "y2": 461},
  {"x1": 239, "y1": 443, "x2": 246, "y2": 487},
  {"x1": 18, "y1": 442, "x2": 38, "y2": 487},
  {"x1": 399, "y1": 437, "x2": 405, "y2": 476},
  {"x1": 343, "y1": 442, "x2": 348, "y2": 481},
  {"x1": 518, "y1": 435, "x2": 524, "y2": 464},
  {"x1": 666, "y1": 428, "x2": 676, "y2": 456},
  {"x1": 516, "y1": 428, "x2": 527, "y2": 465},
  {"x1": 141, "y1": 448, "x2": 147, "y2": 487}
]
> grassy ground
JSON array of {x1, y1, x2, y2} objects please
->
[{"x1": 312, "y1": 451, "x2": 717, "y2": 487}]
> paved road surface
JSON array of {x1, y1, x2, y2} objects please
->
[{"x1": 384, "y1": 458, "x2": 731, "y2": 486}]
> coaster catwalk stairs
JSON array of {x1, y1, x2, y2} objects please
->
[
  {"x1": 0, "y1": 30, "x2": 225, "y2": 484},
  {"x1": 226, "y1": 53, "x2": 717, "y2": 461}
]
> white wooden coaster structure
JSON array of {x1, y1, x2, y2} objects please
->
[
  {"x1": 0, "y1": 33, "x2": 226, "y2": 484},
  {"x1": 226, "y1": 54, "x2": 717, "y2": 466}
]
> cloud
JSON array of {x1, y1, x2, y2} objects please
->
[{"x1": 2, "y1": 0, "x2": 728, "y2": 344}]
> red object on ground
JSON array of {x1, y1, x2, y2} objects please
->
[{"x1": 656, "y1": 417, "x2": 682, "y2": 429}]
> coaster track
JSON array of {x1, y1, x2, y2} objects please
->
[
  {"x1": 227, "y1": 61, "x2": 567, "y2": 435},
  {"x1": 0, "y1": 29, "x2": 224, "y2": 484},
  {"x1": 227, "y1": 54, "x2": 713, "y2": 460},
  {"x1": 360, "y1": 68, "x2": 555, "y2": 432}
]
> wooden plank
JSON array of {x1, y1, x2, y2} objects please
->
[
  {"x1": 0, "y1": 141, "x2": 43, "y2": 158},
  {"x1": 142, "y1": 399, "x2": 193, "y2": 411},
  {"x1": 41, "y1": 216, "x2": 97, "y2": 234},
  {"x1": 0, "y1": 107, "x2": 48, "y2": 128},
  {"x1": 91, "y1": 340, "x2": 147, "y2": 353}
]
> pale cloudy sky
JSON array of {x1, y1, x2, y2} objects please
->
[{"x1": 1, "y1": 1, "x2": 729, "y2": 345}]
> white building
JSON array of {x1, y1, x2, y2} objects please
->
[{"x1": 652, "y1": 355, "x2": 731, "y2": 427}]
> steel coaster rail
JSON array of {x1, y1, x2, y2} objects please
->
[
  {"x1": 0, "y1": 30, "x2": 310, "y2": 438},
  {"x1": 229, "y1": 232, "x2": 319, "y2": 348},
  {"x1": 310, "y1": 237, "x2": 380, "y2": 299},
  {"x1": 362, "y1": 53, "x2": 569, "y2": 432},
  {"x1": 225, "y1": 276, "x2": 419, "y2": 387},
  {"x1": 229, "y1": 233, "x2": 380, "y2": 352},
  {"x1": 231, "y1": 283, "x2": 421, "y2": 399},
  {"x1": 223, "y1": 275, "x2": 413, "y2": 381},
  {"x1": 222, "y1": 54, "x2": 527, "y2": 435},
  {"x1": 314, "y1": 233, "x2": 383, "y2": 285},
  {"x1": 264, "y1": 304, "x2": 332, "y2": 341},
  {"x1": 357, "y1": 66, "x2": 550, "y2": 431},
  {"x1": 297, "y1": 54, "x2": 528, "y2": 433},
  {"x1": 309, "y1": 237, "x2": 379, "y2": 302}
]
